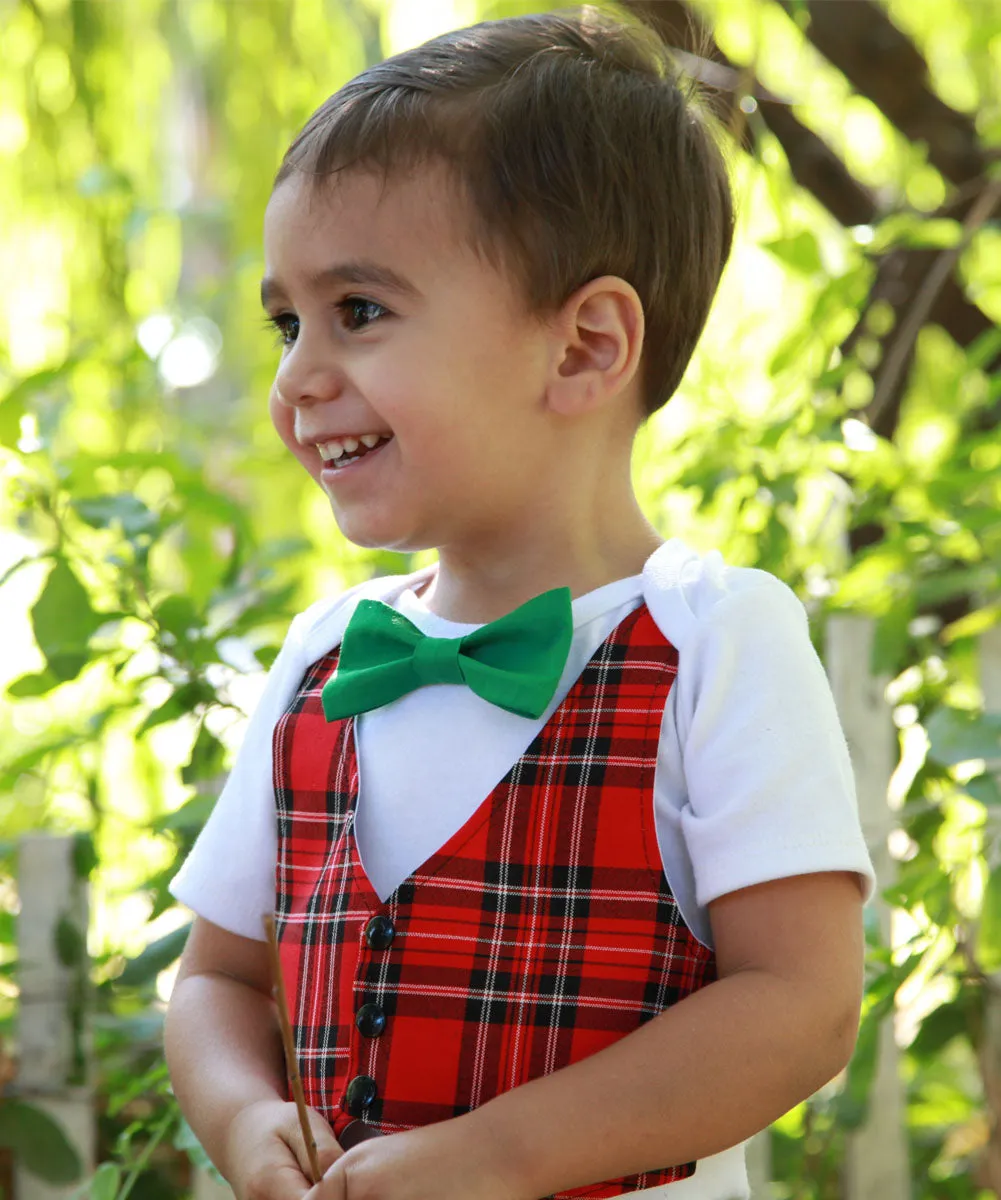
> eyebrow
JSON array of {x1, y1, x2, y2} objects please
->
[{"x1": 259, "y1": 260, "x2": 421, "y2": 309}]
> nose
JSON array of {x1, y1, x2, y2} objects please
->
[{"x1": 272, "y1": 329, "x2": 346, "y2": 411}]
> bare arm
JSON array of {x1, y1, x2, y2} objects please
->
[
  {"x1": 316, "y1": 870, "x2": 865, "y2": 1200},
  {"x1": 479, "y1": 870, "x2": 865, "y2": 1195},
  {"x1": 165, "y1": 916, "x2": 341, "y2": 1198}
]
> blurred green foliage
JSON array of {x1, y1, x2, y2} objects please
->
[{"x1": 1, "y1": 0, "x2": 1000, "y2": 1196}]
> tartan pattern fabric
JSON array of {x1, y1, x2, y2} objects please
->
[{"x1": 274, "y1": 603, "x2": 717, "y2": 1198}]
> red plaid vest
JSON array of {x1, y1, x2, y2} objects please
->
[{"x1": 274, "y1": 603, "x2": 717, "y2": 1197}]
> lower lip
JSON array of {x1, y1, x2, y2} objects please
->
[{"x1": 320, "y1": 438, "x2": 392, "y2": 485}]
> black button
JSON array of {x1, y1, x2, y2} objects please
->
[
  {"x1": 365, "y1": 915, "x2": 395, "y2": 951},
  {"x1": 345, "y1": 1074, "x2": 378, "y2": 1116},
  {"x1": 355, "y1": 1002, "x2": 386, "y2": 1038}
]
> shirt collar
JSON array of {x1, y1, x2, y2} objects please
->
[{"x1": 395, "y1": 571, "x2": 643, "y2": 637}]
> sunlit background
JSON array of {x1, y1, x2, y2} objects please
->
[
  {"x1": 1, "y1": 0, "x2": 996, "y2": 1008},
  {"x1": 2, "y1": 0, "x2": 1001, "y2": 1190}
]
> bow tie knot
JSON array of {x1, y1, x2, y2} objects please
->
[
  {"x1": 321, "y1": 586, "x2": 574, "y2": 721},
  {"x1": 412, "y1": 634, "x2": 464, "y2": 686}
]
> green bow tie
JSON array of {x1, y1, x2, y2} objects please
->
[{"x1": 321, "y1": 587, "x2": 573, "y2": 721}]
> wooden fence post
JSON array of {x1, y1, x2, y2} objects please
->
[
  {"x1": 826, "y1": 616, "x2": 911, "y2": 1200},
  {"x1": 15, "y1": 834, "x2": 95, "y2": 1200}
]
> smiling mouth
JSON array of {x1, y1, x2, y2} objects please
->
[{"x1": 321, "y1": 435, "x2": 394, "y2": 471}]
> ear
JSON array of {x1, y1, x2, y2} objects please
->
[{"x1": 545, "y1": 276, "x2": 645, "y2": 417}]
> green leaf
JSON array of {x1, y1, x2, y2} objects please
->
[
  {"x1": 967, "y1": 328, "x2": 1001, "y2": 371},
  {"x1": 71, "y1": 493, "x2": 159, "y2": 538},
  {"x1": 104, "y1": 1059, "x2": 171, "y2": 1119},
  {"x1": 181, "y1": 724, "x2": 226, "y2": 786},
  {"x1": 761, "y1": 231, "x2": 823, "y2": 275},
  {"x1": 219, "y1": 522, "x2": 246, "y2": 590},
  {"x1": 6, "y1": 670, "x2": 63, "y2": 697},
  {"x1": 152, "y1": 792, "x2": 217, "y2": 834},
  {"x1": 211, "y1": 581, "x2": 298, "y2": 640},
  {"x1": 942, "y1": 603, "x2": 1001, "y2": 643},
  {"x1": 0, "y1": 360, "x2": 80, "y2": 449},
  {"x1": 964, "y1": 773, "x2": 1001, "y2": 807},
  {"x1": 909, "y1": 996, "x2": 971, "y2": 1059},
  {"x1": 136, "y1": 680, "x2": 215, "y2": 736},
  {"x1": 926, "y1": 707, "x2": 1001, "y2": 766},
  {"x1": 871, "y1": 598, "x2": 914, "y2": 675},
  {"x1": 769, "y1": 328, "x2": 813, "y2": 378},
  {"x1": 882, "y1": 848, "x2": 947, "y2": 915},
  {"x1": 154, "y1": 595, "x2": 203, "y2": 641},
  {"x1": 0, "y1": 735, "x2": 82, "y2": 790},
  {"x1": 89, "y1": 1161, "x2": 122, "y2": 1200},
  {"x1": 72, "y1": 832, "x2": 99, "y2": 879},
  {"x1": 914, "y1": 566, "x2": 999, "y2": 609},
  {"x1": 870, "y1": 213, "x2": 963, "y2": 252},
  {"x1": 254, "y1": 644, "x2": 281, "y2": 669},
  {"x1": 895, "y1": 217, "x2": 963, "y2": 250},
  {"x1": 145, "y1": 868, "x2": 185, "y2": 922},
  {"x1": 30, "y1": 557, "x2": 107, "y2": 684},
  {"x1": 0, "y1": 389, "x2": 25, "y2": 448},
  {"x1": 117, "y1": 924, "x2": 191, "y2": 987},
  {"x1": 55, "y1": 914, "x2": 86, "y2": 968},
  {"x1": 0, "y1": 1099, "x2": 83, "y2": 1183},
  {"x1": 0, "y1": 553, "x2": 51, "y2": 591},
  {"x1": 980, "y1": 866, "x2": 1001, "y2": 972}
]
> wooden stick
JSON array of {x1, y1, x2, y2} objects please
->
[{"x1": 262, "y1": 912, "x2": 323, "y2": 1185}]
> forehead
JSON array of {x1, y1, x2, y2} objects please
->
[{"x1": 263, "y1": 166, "x2": 473, "y2": 280}]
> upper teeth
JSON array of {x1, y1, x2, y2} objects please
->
[{"x1": 318, "y1": 434, "x2": 389, "y2": 461}]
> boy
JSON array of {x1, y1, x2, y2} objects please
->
[{"x1": 165, "y1": 7, "x2": 875, "y2": 1199}]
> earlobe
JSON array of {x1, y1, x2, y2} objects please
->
[{"x1": 547, "y1": 276, "x2": 645, "y2": 416}]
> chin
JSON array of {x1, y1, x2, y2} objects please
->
[{"x1": 328, "y1": 506, "x2": 435, "y2": 555}]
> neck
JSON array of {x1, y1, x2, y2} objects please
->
[{"x1": 417, "y1": 489, "x2": 662, "y2": 625}]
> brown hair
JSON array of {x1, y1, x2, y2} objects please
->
[{"x1": 273, "y1": 4, "x2": 734, "y2": 417}]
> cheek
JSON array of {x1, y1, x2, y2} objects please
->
[
  {"x1": 268, "y1": 384, "x2": 291, "y2": 440},
  {"x1": 269, "y1": 386, "x2": 320, "y2": 477}
]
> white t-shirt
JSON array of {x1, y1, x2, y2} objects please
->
[{"x1": 170, "y1": 539, "x2": 876, "y2": 1200}]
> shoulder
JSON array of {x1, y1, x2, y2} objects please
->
[
  {"x1": 642, "y1": 539, "x2": 807, "y2": 652},
  {"x1": 645, "y1": 544, "x2": 876, "y2": 909},
  {"x1": 292, "y1": 562, "x2": 438, "y2": 662}
]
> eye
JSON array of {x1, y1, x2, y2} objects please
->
[
  {"x1": 259, "y1": 297, "x2": 389, "y2": 348},
  {"x1": 337, "y1": 296, "x2": 389, "y2": 331},
  {"x1": 261, "y1": 313, "x2": 298, "y2": 347}
]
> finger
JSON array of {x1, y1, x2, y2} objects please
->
[
  {"x1": 275, "y1": 1106, "x2": 319, "y2": 1185},
  {"x1": 283, "y1": 1105, "x2": 342, "y2": 1184},
  {"x1": 306, "y1": 1109, "x2": 343, "y2": 1177},
  {"x1": 262, "y1": 1159, "x2": 318, "y2": 1200},
  {"x1": 313, "y1": 1157, "x2": 347, "y2": 1200}
]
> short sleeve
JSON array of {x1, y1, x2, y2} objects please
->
[
  {"x1": 168, "y1": 612, "x2": 308, "y2": 940},
  {"x1": 167, "y1": 567, "x2": 432, "y2": 938},
  {"x1": 660, "y1": 572, "x2": 876, "y2": 913}
]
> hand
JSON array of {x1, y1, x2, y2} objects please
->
[
  {"x1": 224, "y1": 1098, "x2": 343, "y2": 1200},
  {"x1": 307, "y1": 1117, "x2": 527, "y2": 1200}
]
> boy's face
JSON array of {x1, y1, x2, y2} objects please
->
[{"x1": 261, "y1": 165, "x2": 557, "y2": 554}]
